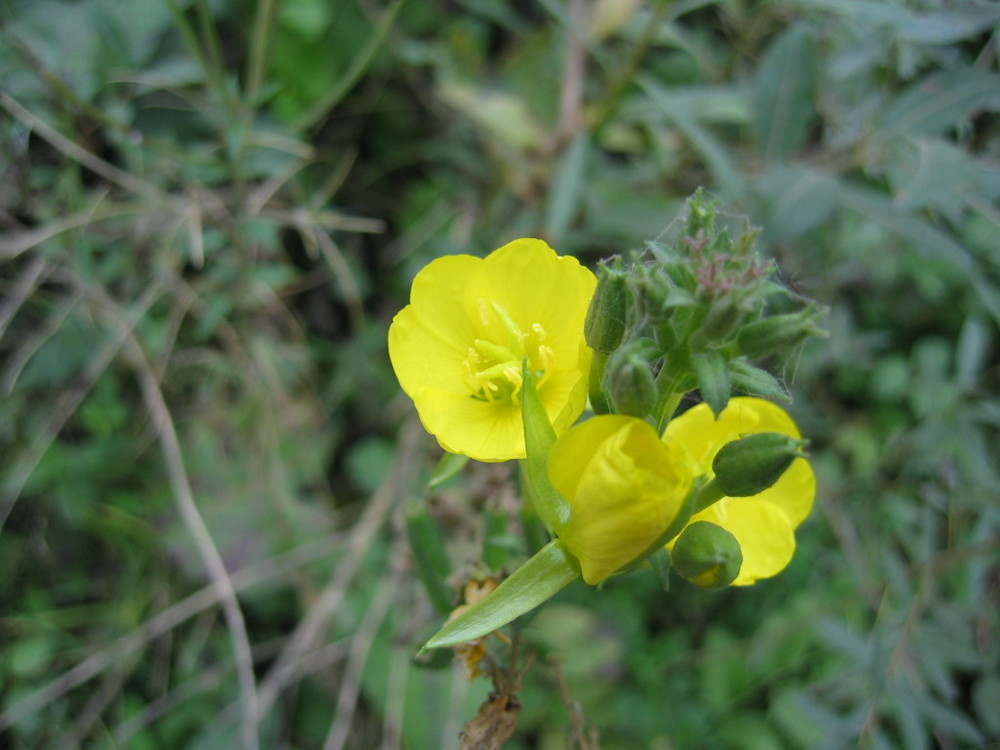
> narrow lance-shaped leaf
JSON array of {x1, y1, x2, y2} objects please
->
[
  {"x1": 405, "y1": 502, "x2": 455, "y2": 616},
  {"x1": 421, "y1": 539, "x2": 580, "y2": 651},
  {"x1": 520, "y1": 361, "x2": 569, "y2": 534},
  {"x1": 545, "y1": 131, "x2": 589, "y2": 244},
  {"x1": 751, "y1": 24, "x2": 819, "y2": 160},
  {"x1": 691, "y1": 348, "x2": 730, "y2": 418},
  {"x1": 428, "y1": 452, "x2": 469, "y2": 489},
  {"x1": 728, "y1": 358, "x2": 790, "y2": 402}
]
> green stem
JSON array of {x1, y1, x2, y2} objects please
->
[
  {"x1": 195, "y1": 0, "x2": 236, "y2": 113},
  {"x1": 244, "y1": 0, "x2": 279, "y2": 112},
  {"x1": 592, "y1": 0, "x2": 673, "y2": 133},
  {"x1": 588, "y1": 350, "x2": 612, "y2": 414},
  {"x1": 693, "y1": 478, "x2": 725, "y2": 514},
  {"x1": 292, "y1": 0, "x2": 406, "y2": 131},
  {"x1": 518, "y1": 460, "x2": 551, "y2": 555},
  {"x1": 404, "y1": 502, "x2": 455, "y2": 616},
  {"x1": 653, "y1": 389, "x2": 683, "y2": 435}
]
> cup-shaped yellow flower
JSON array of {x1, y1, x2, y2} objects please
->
[
  {"x1": 663, "y1": 397, "x2": 816, "y2": 585},
  {"x1": 548, "y1": 415, "x2": 692, "y2": 585},
  {"x1": 388, "y1": 239, "x2": 596, "y2": 461}
]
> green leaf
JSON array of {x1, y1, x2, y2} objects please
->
[
  {"x1": 481, "y1": 504, "x2": 513, "y2": 572},
  {"x1": 796, "y1": 0, "x2": 1000, "y2": 44},
  {"x1": 405, "y1": 502, "x2": 455, "y2": 616},
  {"x1": 888, "y1": 138, "x2": 997, "y2": 219},
  {"x1": 293, "y1": 0, "x2": 405, "y2": 129},
  {"x1": 755, "y1": 164, "x2": 840, "y2": 239},
  {"x1": 421, "y1": 539, "x2": 579, "y2": 650},
  {"x1": 728, "y1": 359, "x2": 790, "y2": 401},
  {"x1": 956, "y1": 315, "x2": 991, "y2": 391},
  {"x1": 793, "y1": 0, "x2": 911, "y2": 26},
  {"x1": 639, "y1": 79, "x2": 746, "y2": 198},
  {"x1": 751, "y1": 25, "x2": 819, "y2": 160},
  {"x1": 897, "y1": 6, "x2": 1000, "y2": 45},
  {"x1": 871, "y1": 70, "x2": 1000, "y2": 145},
  {"x1": 691, "y1": 349, "x2": 730, "y2": 417},
  {"x1": 839, "y1": 184, "x2": 1000, "y2": 325},
  {"x1": 428, "y1": 452, "x2": 469, "y2": 489},
  {"x1": 545, "y1": 130, "x2": 589, "y2": 244},
  {"x1": 520, "y1": 362, "x2": 569, "y2": 534}
]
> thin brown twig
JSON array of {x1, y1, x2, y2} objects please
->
[
  {"x1": 553, "y1": 0, "x2": 588, "y2": 149},
  {"x1": 122, "y1": 341, "x2": 262, "y2": 750},
  {"x1": 251, "y1": 416, "x2": 424, "y2": 718},
  {"x1": 56, "y1": 656, "x2": 140, "y2": 747},
  {"x1": 1, "y1": 287, "x2": 85, "y2": 394},
  {"x1": 0, "y1": 91, "x2": 157, "y2": 198},
  {"x1": 0, "y1": 265, "x2": 262, "y2": 748},
  {"x1": 0, "y1": 254, "x2": 48, "y2": 340},
  {"x1": 0, "y1": 279, "x2": 161, "y2": 532},
  {"x1": 321, "y1": 535, "x2": 407, "y2": 750},
  {"x1": 0, "y1": 534, "x2": 339, "y2": 730},
  {"x1": 113, "y1": 638, "x2": 350, "y2": 744},
  {"x1": 551, "y1": 656, "x2": 602, "y2": 750}
]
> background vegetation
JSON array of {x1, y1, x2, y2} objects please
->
[{"x1": 1, "y1": 0, "x2": 998, "y2": 748}]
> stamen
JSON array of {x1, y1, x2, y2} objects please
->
[
  {"x1": 462, "y1": 302, "x2": 551, "y2": 404},
  {"x1": 503, "y1": 366, "x2": 523, "y2": 402},
  {"x1": 490, "y1": 300, "x2": 524, "y2": 345}
]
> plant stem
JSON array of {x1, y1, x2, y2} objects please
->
[
  {"x1": 592, "y1": 0, "x2": 673, "y2": 133},
  {"x1": 653, "y1": 389, "x2": 683, "y2": 435}
]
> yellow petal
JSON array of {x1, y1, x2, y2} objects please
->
[
  {"x1": 755, "y1": 457, "x2": 815, "y2": 528},
  {"x1": 388, "y1": 305, "x2": 468, "y2": 395},
  {"x1": 553, "y1": 416, "x2": 689, "y2": 584},
  {"x1": 414, "y1": 388, "x2": 524, "y2": 462},
  {"x1": 665, "y1": 397, "x2": 799, "y2": 466},
  {"x1": 538, "y1": 344, "x2": 592, "y2": 435},
  {"x1": 689, "y1": 499, "x2": 796, "y2": 585},
  {"x1": 548, "y1": 415, "x2": 638, "y2": 501},
  {"x1": 407, "y1": 254, "x2": 482, "y2": 348},
  {"x1": 473, "y1": 239, "x2": 597, "y2": 353},
  {"x1": 663, "y1": 397, "x2": 815, "y2": 527}
]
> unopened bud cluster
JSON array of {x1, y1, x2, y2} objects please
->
[{"x1": 584, "y1": 189, "x2": 827, "y2": 421}]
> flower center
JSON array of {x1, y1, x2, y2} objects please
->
[{"x1": 462, "y1": 299, "x2": 554, "y2": 405}]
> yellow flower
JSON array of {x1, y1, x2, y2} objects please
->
[
  {"x1": 388, "y1": 239, "x2": 596, "y2": 462},
  {"x1": 663, "y1": 397, "x2": 815, "y2": 585},
  {"x1": 548, "y1": 415, "x2": 692, "y2": 585}
]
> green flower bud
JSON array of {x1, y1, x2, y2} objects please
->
[
  {"x1": 585, "y1": 259, "x2": 629, "y2": 354},
  {"x1": 670, "y1": 521, "x2": 743, "y2": 589},
  {"x1": 712, "y1": 432, "x2": 806, "y2": 497},
  {"x1": 736, "y1": 305, "x2": 826, "y2": 359},
  {"x1": 605, "y1": 345, "x2": 658, "y2": 418},
  {"x1": 695, "y1": 297, "x2": 749, "y2": 345}
]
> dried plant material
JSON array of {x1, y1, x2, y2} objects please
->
[{"x1": 458, "y1": 692, "x2": 521, "y2": 750}]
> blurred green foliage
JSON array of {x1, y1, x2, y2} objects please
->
[{"x1": 1, "y1": 0, "x2": 997, "y2": 748}]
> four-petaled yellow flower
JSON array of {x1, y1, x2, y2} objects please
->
[
  {"x1": 388, "y1": 239, "x2": 596, "y2": 462},
  {"x1": 663, "y1": 397, "x2": 815, "y2": 585},
  {"x1": 548, "y1": 416, "x2": 692, "y2": 585}
]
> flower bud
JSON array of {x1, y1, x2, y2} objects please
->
[
  {"x1": 549, "y1": 415, "x2": 691, "y2": 585},
  {"x1": 585, "y1": 259, "x2": 629, "y2": 354},
  {"x1": 605, "y1": 345, "x2": 658, "y2": 418},
  {"x1": 736, "y1": 305, "x2": 826, "y2": 359},
  {"x1": 695, "y1": 297, "x2": 749, "y2": 345},
  {"x1": 670, "y1": 521, "x2": 742, "y2": 589},
  {"x1": 711, "y1": 432, "x2": 806, "y2": 497}
]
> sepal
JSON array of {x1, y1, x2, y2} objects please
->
[
  {"x1": 520, "y1": 361, "x2": 569, "y2": 534},
  {"x1": 420, "y1": 540, "x2": 580, "y2": 651}
]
